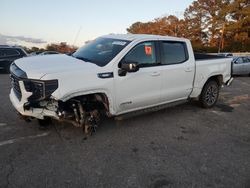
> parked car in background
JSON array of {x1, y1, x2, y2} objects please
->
[
  {"x1": 218, "y1": 53, "x2": 233, "y2": 57},
  {"x1": 0, "y1": 46, "x2": 27, "y2": 73},
  {"x1": 29, "y1": 51, "x2": 42, "y2": 56},
  {"x1": 39, "y1": 51, "x2": 60, "y2": 55},
  {"x1": 65, "y1": 51, "x2": 76, "y2": 56},
  {"x1": 232, "y1": 56, "x2": 250, "y2": 76}
]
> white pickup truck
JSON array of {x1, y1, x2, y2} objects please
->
[{"x1": 9, "y1": 34, "x2": 233, "y2": 135}]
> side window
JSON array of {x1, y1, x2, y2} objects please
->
[
  {"x1": 123, "y1": 42, "x2": 157, "y2": 66},
  {"x1": 161, "y1": 41, "x2": 188, "y2": 65},
  {"x1": 235, "y1": 57, "x2": 243, "y2": 64},
  {"x1": 243, "y1": 57, "x2": 250, "y2": 63},
  {"x1": 3, "y1": 49, "x2": 20, "y2": 57}
]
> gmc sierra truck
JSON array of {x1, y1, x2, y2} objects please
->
[{"x1": 9, "y1": 34, "x2": 233, "y2": 135}]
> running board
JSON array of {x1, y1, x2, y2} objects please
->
[{"x1": 115, "y1": 99, "x2": 187, "y2": 120}]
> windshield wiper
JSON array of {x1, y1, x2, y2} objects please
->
[{"x1": 73, "y1": 56, "x2": 92, "y2": 63}]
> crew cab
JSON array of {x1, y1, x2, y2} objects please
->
[{"x1": 9, "y1": 34, "x2": 233, "y2": 135}]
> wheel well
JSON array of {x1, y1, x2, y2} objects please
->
[
  {"x1": 199, "y1": 75, "x2": 223, "y2": 99},
  {"x1": 67, "y1": 93, "x2": 110, "y2": 114},
  {"x1": 57, "y1": 93, "x2": 111, "y2": 135},
  {"x1": 206, "y1": 75, "x2": 223, "y2": 87},
  {"x1": 94, "y1": 93, "x2": 110, "y2": 113}
]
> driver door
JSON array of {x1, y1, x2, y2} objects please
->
[
  {"x1": 114, "y1": 41, "x2": 162, "y2": 114},
  {"x1": 233, "y1": 57, "x2": 244, "y2": 75}
]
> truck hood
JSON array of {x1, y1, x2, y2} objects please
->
[{"x1": 14, "y1": 54, "x2": 99, "y2": 79}]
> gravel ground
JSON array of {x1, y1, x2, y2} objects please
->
[{"x1": 0, "y1": 73, "x2": 250, "y2": 188}]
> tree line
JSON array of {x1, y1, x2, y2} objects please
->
[
  {"x1": 24, "y1": 42, "x2": 78, "y2": 54},
  {"x1": 127, "y1": 0, "x2": 250, "y2": 52}
]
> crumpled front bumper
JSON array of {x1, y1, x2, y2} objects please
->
[{"x1": 9, "y1": 81, "x2": 59, "y2": 120}]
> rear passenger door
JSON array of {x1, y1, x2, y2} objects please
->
[{"x1": 159, "y1": 41, "x2": 195, "y2": 103}]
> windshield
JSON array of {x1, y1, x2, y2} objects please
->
[{"x1": 73, "y1": 37, "x2": 130, "y2": 67}]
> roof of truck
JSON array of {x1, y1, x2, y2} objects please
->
[{"x1": 103, "y1": 34, "x2": 185, "y2": 41}]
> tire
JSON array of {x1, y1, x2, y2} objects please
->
[{"x1": 200, "y1": 80, "x2": 220, "y2": 108}]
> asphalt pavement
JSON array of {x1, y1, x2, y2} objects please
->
[{"x1": 0, "y1": 73, "x2": 250, "y2": 188}]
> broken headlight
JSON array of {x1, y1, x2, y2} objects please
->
[{"x1": 24, "y1": 79, "x2": 58, "y2": 101}]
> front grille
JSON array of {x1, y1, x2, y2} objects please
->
[
  {"x1": 10, "y1": 74, "x2": 45, "y2": 101},
  {"x1": 10, "y1": 63, "x2": 58, "y2": 102},
  {"x1": 10, "y1": 74, "x2": 22, "y2": 101}
]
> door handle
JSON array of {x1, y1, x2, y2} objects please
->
[
  {"x1": 150, "y1": 72, "x2": 160, "y2": 76},
  {"x1": 185, "y1": 67, "x2": 193, "y2": 72}
]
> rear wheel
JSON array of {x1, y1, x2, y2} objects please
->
[{"x1": 200, "y1": 80, "x2": 219, "y2": 108}]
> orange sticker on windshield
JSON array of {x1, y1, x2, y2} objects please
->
[{"x1": 145, "y1": 46, "x2": 152, "y2": 56}]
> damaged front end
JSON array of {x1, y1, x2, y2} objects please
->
[
  {"x1": 56, "y1": 95, "x2": 107, "y2": 136},
  {"x1": 9, "y1": 63, "x2": 108, "y2": 136}
]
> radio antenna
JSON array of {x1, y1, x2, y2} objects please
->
[{"x1": 73, "y1": 26, "x2": 82, "y2": 46}]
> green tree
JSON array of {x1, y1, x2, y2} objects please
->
[
  {"x1": 184, "y1": 1, "x2": 208, "y2": 49},
  {"x1": 127, "y1": 15, "x2": 187, "y2": 37},
  {"x1": 223, "y1": 0, "x2": 250, "y2": 51}
]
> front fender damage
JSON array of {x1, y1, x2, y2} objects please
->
[{"x1": 10, "y1": 83, "x2": 108, "y2": 137}]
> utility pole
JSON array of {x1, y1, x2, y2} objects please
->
[{"x1": 218, "y1": 24, "x2": 225, "y2": 53}]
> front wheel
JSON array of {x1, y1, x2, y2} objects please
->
[{"x1": 200, "y1": 80, "x2": 219, "y2": 108}]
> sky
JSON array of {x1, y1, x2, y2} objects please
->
[{"x1": 0, "y1": 0, "x2": 194, "y2": 48}]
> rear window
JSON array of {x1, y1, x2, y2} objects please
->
[{"x1": 161, "y1": 41, "x2": 188, "y2": 65}]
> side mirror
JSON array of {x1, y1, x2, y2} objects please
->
[
  {"x1": 121, "y1": 62, "x2": 139, "y2": 73},
  {"x1": 118, "y1": 62, "x2": 139, "y2": 76},
  {"x1": 234, "y1": 60, "x2": 239, "y2": 64},
  {"x1": 118, "y1": 59, "x2": 140, "y2": 76}
]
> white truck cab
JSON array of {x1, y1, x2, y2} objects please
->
[{"x1": 9, "y1": 34, "x2": 233, "y2": 135}]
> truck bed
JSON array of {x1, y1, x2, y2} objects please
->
[
  {"x1": 189, "y1": 55, "x2": 232, "y2": 98},
  {"x1": 194, "y1": 53, "x2": 230, "y2": 61}
]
